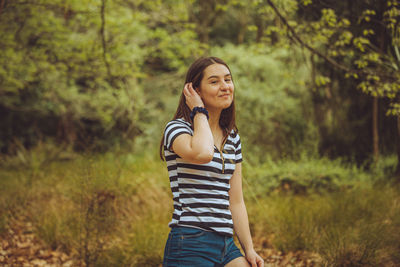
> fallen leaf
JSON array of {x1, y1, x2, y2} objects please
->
[{"x1": 279, "y1": 252, "x2": 294, "y2": 266}]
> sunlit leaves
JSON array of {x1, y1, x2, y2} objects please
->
[
  {"x1": 315, "y1": 75, "x2": 331, "y2": 86},
  {"x1": 276, "y1": 1, "x2": 400, "y2": 116},
  {"x1": 363, "y1": 29, "x2": 375, "y2": 36},
  {"x1": 359, "y1": 9, "x2": 376, "y2": 23},
  {"x1": 334, "y1": 31, "x2": 353, "y2": 47},
  {"x1": 321, "y1": 8, "x2": 337, "y2": 27},
  {"x1": 301, "y1": 0, "x2": 312, "y2": 6},
  {"x1": 353, "y1": 37, "x2": 371, "y2": 52}
]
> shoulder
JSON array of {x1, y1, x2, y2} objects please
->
[
  {"x1": 229, "y1": 129, "x2": 240, "y2": 139},
  {"x1": 228, "y1": 129, "x2": 241, "y2": 146},
  {"x1": 165, "y1": 118, "x2": 193, "y2": 131},
  {"x1": 164, "y1": 118, "x2": 193, "y2": 150},
  {"x1": 228, "y1": 129, "x2": 241, "y2": 148}
]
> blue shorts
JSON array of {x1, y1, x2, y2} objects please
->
[{"x1": 163, "y1": 226, "x2": 243, "y2": 267}]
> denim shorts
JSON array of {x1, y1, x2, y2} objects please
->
[{"x1": 163, "y1": 226, "x2": 243, "y2": 267}]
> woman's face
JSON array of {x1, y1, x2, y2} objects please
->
[{"x1": 197, "y1": 63, "x2": 234, "y2": 111}]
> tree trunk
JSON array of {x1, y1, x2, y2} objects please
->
[
  {"x1": 373, "y1": 96, "x2": 379, "y2": 163},
  {"x1": 198, "y1": 27, "x2": 209, "y2": 43},
  {"x1": 237, "y1": 10, "x2": 248, "y2": 44},
  {"x1": 0, "y1": 0, "x2": 5, "y2": 15},
  {"x1": 255, "y1": 16, "x2": 264, "y2": 43},
  {"x1": 58, "y1": 114, "x2": 76, "y2": 145},
  {"x1": 395, "y1": 116, "x2": 400, "y2": 182},
  {"x1": 310, "y1": 54, "x2": 327, "y2": 155},
  {"x1": 237, "y1": 23, "x2": 246, "y2": 44}
]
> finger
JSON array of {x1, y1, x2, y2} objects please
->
[
  {"x1": 257, "y1": 256, "x2": 264, "y2": 267},
  {"x1": 183, "y1": 84, "x2": 190, "y2": 96},
  {"x1": 188, "y1": 83, "x2": 196, "y2": 94},
  {"x1": 186, "y1": 83, "x2": 192, "y2": 94}
]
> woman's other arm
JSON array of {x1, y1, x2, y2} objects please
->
[
  {"x1": 171, "y1": 83, "x2": 214, "y2": 164},
  {"x1": 229, "y1": 163, "x2": 264, "y2": 267}
]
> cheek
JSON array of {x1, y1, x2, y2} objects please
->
[{"x1": 202, "y1": 87, "x2": 219, "y2": 97}]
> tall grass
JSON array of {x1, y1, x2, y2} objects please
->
[
  {"x1": 0, "y1": 145, "x2": 172, "y2": 266},
  {"x1": 245, "y1": 156, "x2": 400, "y2": 266},
  {"x1": 1, "y1": 144, "x2": 399, "y2": 266}
]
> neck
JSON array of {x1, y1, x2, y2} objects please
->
[{"x1": 206, "y1": 106, "x2": 222, "y2": 134}]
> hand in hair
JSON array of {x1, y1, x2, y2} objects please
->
[{"x1": 183, "y1": 82, "x2": 204, "y2": 110}]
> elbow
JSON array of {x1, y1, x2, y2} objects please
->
[
  {"x1": 202, "y1": 152, "x2": 214, "y2": 163},
  {"x1": 192, "y1": 148, "x2": 214, "y2": 164}
]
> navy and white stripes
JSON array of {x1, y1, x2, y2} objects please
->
[{"x1": 163, "y1": 118, "x2": 242, "y2": 236}]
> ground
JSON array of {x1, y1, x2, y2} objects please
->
[
  {"x1": 0, "y1": 218, "x2": 322, "y2": 267},
  {"x1": 0, "y1": 216, "x2": 78, "y2": 267}
]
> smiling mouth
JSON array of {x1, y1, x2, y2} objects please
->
[{"x1": 219, "y1": 94, "x2": 231, "y2": 97}]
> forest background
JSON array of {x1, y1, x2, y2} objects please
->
[{"x1": 1, "y1": 0, "x2": 400, "y2": 266}]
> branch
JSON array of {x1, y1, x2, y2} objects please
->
[
  {"x1": 100, "y1": 0, "x2": 111, "y2": 78},
  {"x1": 0, "y1": 0, "x2": 5, "y2": 15},
  {"x1": 265, "y1": 0, "x2": 398, "y2": 80},
  {"x1": 265, "y1": 0, "x2": 351, "y2": 72}
]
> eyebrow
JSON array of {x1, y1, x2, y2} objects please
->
[{"x1": 207, "y1": 74, "x2": 231, "y2": 80}]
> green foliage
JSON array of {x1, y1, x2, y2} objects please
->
[
  {"x1": 139, "y1": 43, "x2": 319, "y2": 159},
  {"x1": 1, "y1": 148, "x2": 399, "y2": 265},
  {"x1": 2, "y1": 0, "x2": 400, "y2": 264},
  {"x1": 296, "y1": 1, "x2": 400, "y2": 115},
  {"x1": 98, "y1": 202, "x2": 170, "y2": 266},
  {"x1": 243, "y1": 155, "x2": 387, "y2": 197},
  {"x1": 1, "y1": 0, "x2": 398, "y2": 163},
  {"x1": 33, "y1": 203, "x2": 80, "y2": 252},
  {"x1": 247, "y1": 185, "x2": 400, "y2": 266},
  {"x1": 0, "y1": 0, "x2": 203, "y2": 152},
  {"x1": 211, "y1": 44, "x2": 318, "y2": 160},
  {"x1": 0, "y1": 149, "x2": 171, "y2": 265}
]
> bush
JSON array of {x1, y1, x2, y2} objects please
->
[
  {"x1": 243, "y1": 155, "x2": 376, "y2": 197},
  {"x1": 0, "y1": 1, "x2": 203, "y2": 153},
  {"x1": 247, "y1": 185, "x2": 400, "y2": 266},
  {"x1": 139, "y1": 44, "x2": 318, "y2": 159},
  {"x1": 244, "y1": 155, "x2": 400, "y2": 266},
  {"x1": 211, "y1": 44, "x2": 318, "y2": 161}
]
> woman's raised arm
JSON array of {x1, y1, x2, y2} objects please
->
[{"x1": 171, "y1": 83, "x2": 214, "y2": 164}]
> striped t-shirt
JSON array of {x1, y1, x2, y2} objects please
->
[{"x1": 163, "y1": 118, "x2": 242, "y2": 236}]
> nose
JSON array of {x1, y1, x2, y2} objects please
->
[{"x1": 221, "y1": 80, "x2": 230, "y2": 90}]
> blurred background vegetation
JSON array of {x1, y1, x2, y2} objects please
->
[{"x1": 1, "y1": 0, "x2": 400, "y2": 266}]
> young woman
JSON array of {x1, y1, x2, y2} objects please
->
[{"x1": 160, "y1": 57, "x2": 264, "y2": 267}]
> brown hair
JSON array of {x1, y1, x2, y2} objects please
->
[{"x1": 159, "y1": 57, "x2": 238, "y2": 160}]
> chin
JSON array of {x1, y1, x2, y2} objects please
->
[
  {"x1": 208, "y1": 100, "x2": 233, "y2": 110},
  {"x1": 221, "y1": 102, "x2": 233, "y2": 110}
]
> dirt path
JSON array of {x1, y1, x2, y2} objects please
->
[
  {"x1": 252, "y1": 236, "x2": 322, "y2": 267},
  {"x1": 259, "y1": 249, "x2": 322, "y2": 267},
  {"x1": 0, "y1": 216, "x2": 79, "y2": 267}
]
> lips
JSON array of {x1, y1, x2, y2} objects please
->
[{"x1": 219, "y1": 94, "x2": 231, "y2": 97}]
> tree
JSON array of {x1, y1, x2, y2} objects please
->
[
  {"x1": 0, "y1": 0, "x2": 204, "y2": 152},
  {"x1": 262, "y1": 0, "x2": 399, "y2": 172}
]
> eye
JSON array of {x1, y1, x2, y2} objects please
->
[
  {"x1": 225, "y1": 78, "x2": 232, "y2": 82},
  {"x1": 210, "y1": 80, "x2": 218, "y2": 84}
]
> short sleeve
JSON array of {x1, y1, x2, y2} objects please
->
[
  {"x1": 234, "y1": 133, "x2": 243, "y2": 164},
  {"x1": 164, "y1": 119, "x2": 193, "y2": 152}
]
